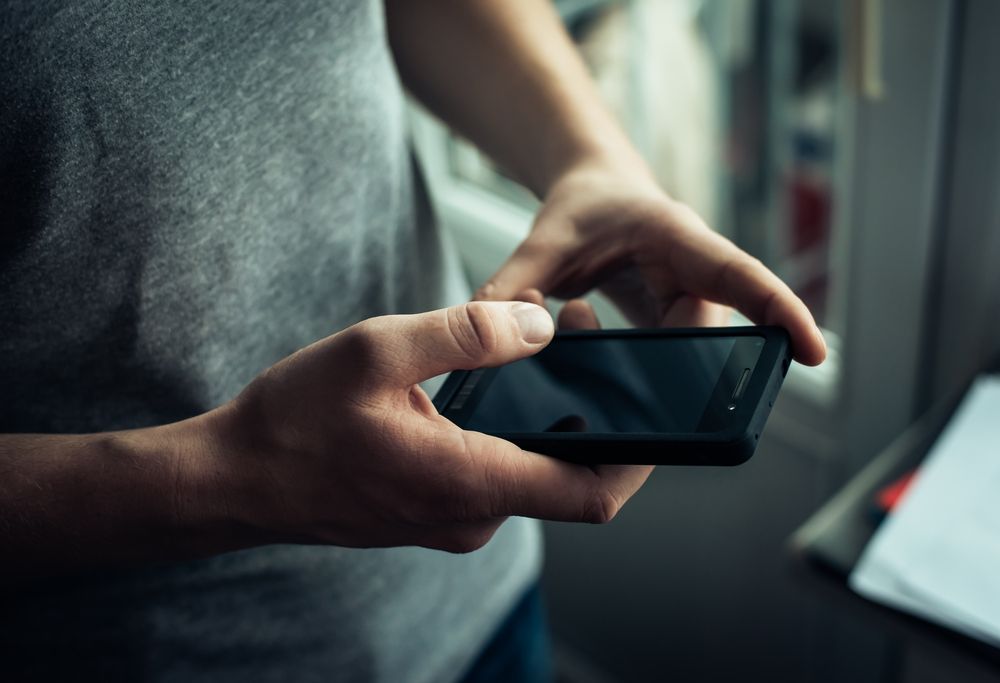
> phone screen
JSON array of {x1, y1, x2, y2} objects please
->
[{"x1": 445, "y1": 334, "x2": 765, "y2": 434}]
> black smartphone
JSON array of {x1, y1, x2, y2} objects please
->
[{"x1": 432, "y1": 326, "x2": 792, "y2": 465}]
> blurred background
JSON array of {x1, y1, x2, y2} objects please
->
[{"x1": 410, "y1": 0, "x2": 1000, "y2": 680}]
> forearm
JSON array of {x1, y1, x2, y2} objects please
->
[
  {"x1": 386, "y1": 0, "x2": 651, "y2": 197},
  {"x1": 0, "y1": 412, "x2": 259, "y2": 584}
]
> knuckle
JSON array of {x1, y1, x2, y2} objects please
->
[
  {"x1": 338, "y1": 320, "x2": 383, "y2": 368},
  {"x1": 473, "y1": 281, "x2": 496, "y2": 301},
  {"x1": 584, "y1": 487, "x2": 623, "y2": 525},
  {"x1": 742, "y1": 254, "x2": 766, "y2": 272},
  {"x1": 444, "y1": 528, "x2": 494, "y2": 555},
  {"x1": 663, "y1": 197, "x2": 696, "y2": 221},
  {"x1": 447, "y1": 302, "x2": 500, "y2": 359},
  {"x1": 486, "y1": 449, "x2": 524, "y2": 518}
]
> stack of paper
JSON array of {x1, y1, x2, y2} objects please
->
[{"x1": 850, "y1": 376, "x2": 1000, "y2": 646}]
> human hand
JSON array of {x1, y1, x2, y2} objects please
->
[
  {"x1": 476, "y1": 160, "x2": 827, "y2": 366},
  {"x1": 198, "y1": 301, "x2": 652, "y2": 553}
]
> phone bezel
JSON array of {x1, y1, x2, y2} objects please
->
[{"x1": 432, "y1": 326, "x2": 792, "y2": 465}]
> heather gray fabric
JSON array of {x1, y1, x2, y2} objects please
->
[{"x1": 0, "y1": 2, "x2": 539, "y2": 681}]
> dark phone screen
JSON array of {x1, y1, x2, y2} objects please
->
[{"x1": 455, "y1": 335, "x2": 764, "y2": 434}]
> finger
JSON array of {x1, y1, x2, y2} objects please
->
[
  {"x1": 660, "y1": 228, "x2": 827, "y2": 364},
  {"x1": 461, "y1": 430, "x2": 648, "y2": 524},
  {"x1": 708, "y1": 304, "x2": 734, "y2": 327},
  {"x1": 352, "y1": 301, "x2": 555, "y2": 388},
  {"x1": 419, "y1": 519, "x2": 507, "y2": 555},
  {"x1": 715, "y1": 255, "x2": 826, "y2": 365},
  {"x1": 659, "y1": 295, "x2": 730, "y2": 328},
  {"x1": 557, "y1": 299, "x2": 601, "y2": 331},
  {"x1": 514, "y1": 288, "x2": 546, "y2": 307},
  {"x1": 591, "y1": 463, "x2": 655, "y2": 514},
  {"x1": 474, "y1": 238, "x2": 563, "y2": 302}
]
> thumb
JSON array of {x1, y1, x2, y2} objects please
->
[{"x1": 356, "y1": 301, "x2": 554, "y2": 388}]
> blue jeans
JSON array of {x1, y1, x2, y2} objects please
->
[{"x1": 458, "y1": 584, "x2": 553, "y2": 683}]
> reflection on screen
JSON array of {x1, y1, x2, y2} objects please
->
[{"x1": 463, "y1": 336, "x2": 760, "y2": 434}]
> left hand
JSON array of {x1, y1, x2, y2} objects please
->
[{"x1": 475, "y1": 160, "x2": 827, "y2": 366}]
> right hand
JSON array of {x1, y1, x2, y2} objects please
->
[{"x1": 197, "y1": 301, "x2": 653, "y2": 553}]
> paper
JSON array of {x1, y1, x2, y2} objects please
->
[{"x1": 849, "y1": 376, "x2": 1000, "y2": 646}]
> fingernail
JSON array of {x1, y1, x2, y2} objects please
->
[{"x1": 511, "y1": 302, "x2": 553, "y2": 343}]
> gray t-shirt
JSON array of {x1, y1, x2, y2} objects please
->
[{"x1": 0, "y1": 2, "x2": 539, "y2": 681}]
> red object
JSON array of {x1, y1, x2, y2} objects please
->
[
  {"x1": 875, "y1": 470, "x2": 919, "y2": 513},
  {"x1": 788, "y1": 174, "x2": 831, "y2": 252}
]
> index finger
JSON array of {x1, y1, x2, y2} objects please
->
[
  {"x1": 461, "y1": 430, "x2": 651, "y2": 523},
  {"x1": 655, "y1": 227, "x2": 827, "y2": 365},
  {"x1": 715, "y1": 253, "x2": 826, "y2": 365}
]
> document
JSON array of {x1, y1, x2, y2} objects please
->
[{"x1": 850, "y1": 376, "x2": 1000, "y2": 646}]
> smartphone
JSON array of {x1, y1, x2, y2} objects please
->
[{"x1": 432, "y1": 326, "x2": 792, "y2": 465}]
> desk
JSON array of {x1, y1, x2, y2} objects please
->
[{"x1": 788, "y1": 375, "x2": 1000, "y2": 676}]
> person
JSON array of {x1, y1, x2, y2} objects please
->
[{"x1": 0, "y1": 1, "x2": 826, "y2": 681}]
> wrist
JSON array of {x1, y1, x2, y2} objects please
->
[
  {"x1": 541, "y1": 143, "x2": 659, "y2": 200},
  {"x1": 143, "y1": 406, "x2": 277, "y2": 558}
]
